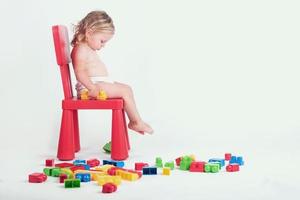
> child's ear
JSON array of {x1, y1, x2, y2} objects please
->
[{"x1": 85, "y1": 29, "x2": 93, "y2": 38}]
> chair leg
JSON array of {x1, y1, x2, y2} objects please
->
[
  {"x1": 57, "y1": 110, "x2": 75, "y2": 161},
  {"x1": 122, "y1": 109, "x2": 130, "y2": 150},
  {"x1": 111, "y1": 109, "x2": 129, "y2": 160},
  {"x1": 73, "y1": 110, "x2": 80, "y2": 152}
]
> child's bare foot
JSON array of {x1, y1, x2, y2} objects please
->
[{"x1": 128, "y1": 121, "x2": 154, "y2": 135}]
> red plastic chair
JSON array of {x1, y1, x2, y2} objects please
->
[{"x1": 52, "y1": 25, "x2": 130, "y2": 161}]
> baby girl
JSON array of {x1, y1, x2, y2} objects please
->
[{"x1": 71, "y1": 10, "x2": 153, "y2": 134}]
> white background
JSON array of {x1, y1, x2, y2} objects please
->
[{"x1": 0, "y1": 0, "x2": 300, "y2": 199}]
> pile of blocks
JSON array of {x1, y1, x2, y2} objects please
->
[{"x1": 28, "y1": 153, "x2": 244, "y2": 194}]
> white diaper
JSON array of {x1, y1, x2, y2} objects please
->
[{"x1": 75, "y1": 76, "x2": 115, "y2": 96}]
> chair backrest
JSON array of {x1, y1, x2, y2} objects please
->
[{"x1": 52, "y1": 25, "x2": 73, "y2": 99}]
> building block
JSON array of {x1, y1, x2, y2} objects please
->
[
  {"x1": 189, "y1": 154, "x2": 196, "y2": 161},
  {"x1": 64, "y1": 179, "x2": 81, "y2": 188},
  {"x1": 45, "y1": 159, "x2": 54, "y2": 167},
  {"x1": 229, "y1": 156, "x2": 244, "y2": 165},
  {"x1": 225, "y1": 153, "x2": 231, "y2": 161},
  {"x1": 155, "y1": 157, "x2": 163, "y2": 168},
  {"x1": 229, "y1": 156, "x2": 237, "y2": 164},
  {"x1": 164, "y1": 161, "x2": 175, "y2": 170},
  {"x1": 103, "y1": 160, "x2": 125, "y2": 168},
  {"x1": 43, "y1": 167, "x2": 61, "y2": 176},
  {"x1": 236, "y1": 156, "x2": 244, "y2": 166},
  {"x1": 55, "y1": 162, "x2": 74, "y2": 168},
  {"x1": 76, "y1": 164, "x2": 90, "y2": 170},
  {"x1": 75, "y1": 173, "x2": 91, "y2": 182},
  {"x1": 87, "y1": 159, "x2": 100, "y2": 167},
  {"x1": 179, "y1": 156, "x2": 193, "y2": 170},
  {"x1": 91, "y1": 172, "x2": 107, "y2": 181},
  {"x1": 52, "y1": 168, "x2": 62, "y2": 177},
  {"x1": 208, "y1": 158, "x2": 225, "y2": 167},
  {"x1": 135, "y1": 162, "x2": 149, "y2": 171},
  {"x1": 73, "y1": 160, "x2": 86, "y2": 165},
  {"x1": 43, "y1": 168, "x2": 53, "y2": 176},
  {"x1": 162, "y1": 168, "x2": 171, "y2": 175},
  {"x1": 226, "y1": 164, "x2": 240, "y2": 172},
  {"x1": 60, "y1": 168, "x2": 74, "y2": 178},
  {"x1": 80, "y1": 89, "x2": 89, "y2": 100},
  {"x1": 70, "y1": 165, "x2": 86, "y2": 172},
  {"x1": 189, "y1": 161, "x2": 206, "y2": 172},
  {"x1": 93, "y1": 165, "x2": 115, "y2": 173},
  {"x1": 28, "y1": 173, "x2": 47, "y2": 183},
  {"x1": 102, "y1": 183, "x2": 117, "y2": 193},
  {"x1": 175, "y1": 157, "x2": 182, "y2": 166},
  {"x1": 97, "y1": 90, "x2": 108, "y2": 100},
  {"x1": 143, "y1": 167, "x2": 157, "y2": 175},
  {"x1": 204, "y1": 163, "x2": 220, "y2": 173},
  {"x1": 108, "y1": 167, "x2": 142, "y2": 178},
  {"x1": 59, "y1": 174, "x2": 68, "y2": 183},
  {"x1": 208, "y1": 162, "x2": 221, "y2": 170},
  {"x1": 103, "y1": 141, "x2": 111, "y2": 153},
  {"x1": 97, "y1": 175, "x2": 122, "y2": 186},
  {"x1": 115, "y1": 170, "x2": 139, "y2": 181}
]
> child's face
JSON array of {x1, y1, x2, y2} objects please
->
[{"x1": 86, "y1": 31, "x2": 113, "y2": 50}]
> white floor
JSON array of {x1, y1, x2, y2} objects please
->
[{"x1": 1, "y1": 123, "x2": 299, "y2": 200}]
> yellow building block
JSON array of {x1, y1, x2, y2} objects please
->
[
  {"x1": 61, "y1": 168, "x2": 74, "y2": 178},
  {"x1": 189, "y1": 154, "x2": 196, "y2": 161},
  {"x1": 90, "y1": 171, "x2": 107, "y2": 181},
  {"x1": 116, "y1": 170, "x2": 139, "y2": 181},
  {"x1": 162, "y1": 167, "x2": 171, "y2": 176},
  {"x1": 80, "y1": 89, "x2": 89, "y2": 100},
  {"x1": 97, "y1": 90, "x2": 107, "y2": 100},
  {"x1": 97, "y1": 175, "x2": 122, "y2": 186},
  {"x1": 93, "y1": 165, "x2": 114, "y2": 173}
]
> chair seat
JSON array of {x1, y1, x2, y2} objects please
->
[{"x1": 62, "y1": 97, "x2": 124, "y2": 110}]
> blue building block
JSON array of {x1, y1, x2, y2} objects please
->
[
  {"x1": 77, "y1": 164, "x2": 90, "y2": 170},
  {"x1": 229, "y1": 156, "x2": 237, "y2": 164},
  {"x1": 143, "y1": 167, "x2": 157, "y2": 175},
  {"x1": 73, "y1": 160, "x2": 86, "y2": 165},
  {"x1": 208, "y1": 158, "x2": 225, "y2": 167},
  {"x1": 236, "y1": 156, "x2": 244, "y2": 166},
  {"x1": 103, "y1": 160, "x2": 125, "y2": 168},
  {"x1": 75, "y1": 173, "x2": 91, "y2": 182}
]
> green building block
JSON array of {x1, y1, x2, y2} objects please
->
[
  {"x1": 43, "y1": 168, "x2": 52, "y2": 176},
  {"x1": 179, "y1": 156, "x2": 193, "y2": 170},
  {"x1": 205, "y1": 163, "x2": 219, "y2": 173},
  {"x1": 51, "y1": 168, "x2": 61, "y2": 177},
  {"x1": 64, "y1": 179, "x2": 81, "y2": 188},
  {"x1": 209, "y1": 162, "x2": 221, "y2": 170},
  {"x1": 164, "y1": 161, "x2": 175, "y2": 170},
  {"x1": 103, "y1": 141, "x2": 111, "y2": 153},
  {"x1": 155, "y1": 157, "x2": 163, "y2": 168}
]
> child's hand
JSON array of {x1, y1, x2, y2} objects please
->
[{"x1": 88, "y1": 85, "x2": 100, "y2": 98}]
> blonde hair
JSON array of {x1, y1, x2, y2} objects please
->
[{"x1": 71, "y1": 10, "x2": 115, "y2": 46}]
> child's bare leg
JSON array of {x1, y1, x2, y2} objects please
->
[{"x1": 96, "y1": 82, "x2": 153, "y2": 134}]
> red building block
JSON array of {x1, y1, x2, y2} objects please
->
[
  {"x1": 59, "y1": 174, "x2": 68, "y2": 183},
  {"x1": 45, "y1": 159, "x2": 54, "y2": 167},
  {"x1": 102, "y1": 183, "x2": 117, "y2": 193},
  {"x1": 87, "y1": 159, "x2": 100, "y2": 167},
  {"x1": 28, "y1": 173, "x2": 47, "y2": 183},
  {"x1": 175, "y1": 157, "x2": 182, "y2": 166},
  {"x1": 70, "y1": 165, "x2": 86, "y2": 172},
  {"x1": 135, "y1": 162, "x2": 149, "y2": 171},
  {"x1": 55, "y1": 162, "x2": 74, "y2": 168},
  {"x1": 189, "y1": 161, "x2": 206, "y2": 172},
  {"x1": 225, "y1": 153, "x2": 232, "y2": 161},
  {"x1": 226, "y1": 164, "x2": 240, "y2": 172}
]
